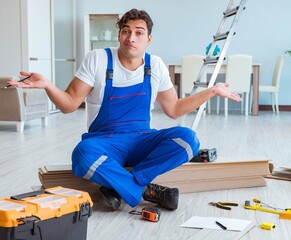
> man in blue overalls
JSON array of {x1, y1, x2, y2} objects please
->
[{"x1": 8, "y1": 9, "x2": 241, "y2": 211}]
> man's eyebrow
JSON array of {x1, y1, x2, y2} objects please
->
[{"x1": 122, "y1": 24, "x2": 146, "y2": 31}]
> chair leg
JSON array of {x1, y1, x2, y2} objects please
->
[
  {"x1": 224, "y1": 98, "x2": 228, "y2": 116},
  {"x1": 275, "y1": 92, "x2": 279, "y2": 113},
  {"x1": 41, "y1": 116, "x2": 48, "y2": 127},
  {"x1": 271, "y1": 93, "x2": 275, "y2": 112},
  {"x1": 207, "y1": 100, "x2": 211, "y2": 114},
  {"x1": 16, "y1": 121, "x2": 25, "y2": 132},
  {"x1": 217, "y1": 97, "x2": 220, "y2": 114},
  {"x1": 241, "y1": 93, "x2": 244, "y2": 114},
  {"x1": 245, "y1": 92, "x2": 249, "y2": 116},
  {"x1": 249, "y1": 87, "x2": 253, "y2": 115}
]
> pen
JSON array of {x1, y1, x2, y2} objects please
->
[
  {"x1": 5, "y1": 75, "x2": 31, "y2": 89},
  {"x1": 215, "y1": 221, "x2": 227, "y2": 230}
]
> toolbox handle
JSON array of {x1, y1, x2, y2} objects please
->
[
  {"x1": 18, "y1": 216, "x2": 41, "y2": 224},
  {"x1": 11, "y1": 189, "x2": 46, "y2": 200}
]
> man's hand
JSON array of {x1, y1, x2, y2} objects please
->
[
  {"x1": 7, "y1": 71, "x2": 52, "y2": 89},
  {"x1": 211, "y1": 82, "x2": 242, "y2": 102}
]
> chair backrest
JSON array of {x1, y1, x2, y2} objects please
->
[
  {"x1": 225, "y1": 54, "x2": 252, "y2": 93},
  {"x1": 181, "y1": 55, "x2": 205, "y2": 96},
  {"x1": 271, "y1": 55, "x2": 284, "y2": 90}
]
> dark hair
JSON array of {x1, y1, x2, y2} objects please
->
[{"x1": 116, "y1": 9, "x2": 153, "y2": 35}]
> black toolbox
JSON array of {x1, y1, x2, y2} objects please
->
[{"x1": 0, "y1": 186, "x2": 93, "y2": 240}]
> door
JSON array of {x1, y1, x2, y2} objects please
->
[{"x1": 26, "y1": 0, "x2": 52, "y2": 81}]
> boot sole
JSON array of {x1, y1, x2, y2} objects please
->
[
  {"x1": 99, "y1": 187, "x2": 121, "y2": 211},
  {"x1": 163, "y1": 188, "x2": 179, "y2": 210}
]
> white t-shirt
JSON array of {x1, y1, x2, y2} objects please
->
[{"x1": 75, "y1": 47, "x2": 173, "y2": 128}]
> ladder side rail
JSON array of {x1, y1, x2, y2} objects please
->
[
  {"x1": 193, "y1": 63, "x2": 208, "y2": 85},
  {"x1": 207, "y1": 0, "x2": 247, "y2": 88},
  {"x1": 191, "y1": 101, "x2": 207, "y2": 131},
  {"x1": 226, "y1": 0, "x2": 236, "y2": 11},
  {"x1": 214, "y1": 0, "x2": 235, "y2": 37}
]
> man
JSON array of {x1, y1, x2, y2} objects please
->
[{"x1": 7, "y1": 9, "x2": 241, "y2": 211}]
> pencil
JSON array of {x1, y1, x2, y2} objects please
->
[
  {"x1": 215, "y1": 221, "x2": 227, "y2": 230},
  {"x1": 5, "y1": 75, "x2": 31, "y2": 89}
]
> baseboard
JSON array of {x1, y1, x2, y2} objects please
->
[{"x1": 259, "y1": 105, "x2": 291, "y2": 111}]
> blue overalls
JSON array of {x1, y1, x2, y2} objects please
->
[{"x1": 72, "y1": 48, "x2": 200, "y2": 207}]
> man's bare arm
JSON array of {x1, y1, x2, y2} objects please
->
[
  {"x1": 7, "y1": 71, "x2": 93, "y2": 113},
  {"x1": 156, "y1": 82, "x2": 241, "y2": 119}
]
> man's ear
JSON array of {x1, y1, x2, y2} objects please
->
[{"x1": 147, "y1": 34, "x2": 152, "y2": 46}]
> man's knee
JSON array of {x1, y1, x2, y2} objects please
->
[
  {"x1": 173, "y1": 126, "x2": 200, "y2": 157},
  {"x1": 71, "y1": 141, "x2": 90, "y2": 177}
]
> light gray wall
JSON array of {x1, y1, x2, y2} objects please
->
[{"x1": 75, "y1": 0, "x2": 291, "y2": 106}]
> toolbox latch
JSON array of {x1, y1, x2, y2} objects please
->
[
  {"x1": 78, "y1": 203, "x2": 92, "y2": 222},
  {"x1": 17, "y1": 216, "x2": 40, "y2": 236}
]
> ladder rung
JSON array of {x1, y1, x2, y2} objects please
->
[
  {"x1": 213, "y1": 32, "x2": 229, "y2": 41},
  {"x1": 204, "y1": 57, "x2": 219, "y2": 64},
  {"x1": 223, "y1": 6, "x2": 239, "y2": 17},
  {"x1": 193, "y1": 82, "x2": 209, "y2": 88}
]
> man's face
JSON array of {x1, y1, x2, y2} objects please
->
[{"x1": 118, "y1": 19, "x2": 152, "y2": 59}]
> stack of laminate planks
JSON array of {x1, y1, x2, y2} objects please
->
[
  {"x1": 38, "y1": 159, "x2": 271, "y2": 197},
  {"x1": 153, "y1": 159, "x2": 272, "y2": 193},
  {"x1": 38, "y1": 165, "x2": 100, "y2": 199}
]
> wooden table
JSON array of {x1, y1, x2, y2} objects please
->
[{"x1": 168, "y1": 64, "x2": 261, "y2": 116}]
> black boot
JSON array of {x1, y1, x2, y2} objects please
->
[
  {"x1": 99, "y1": 186, "x2": 121, "y2": 211},
  {"x1": 142, "y1": 183, "x2": 179, "y2": 210}
]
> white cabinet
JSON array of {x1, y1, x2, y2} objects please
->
[
  {"x1": 0, "y1": 0, "x2": 76, "y2": 112},
  {"x1": 0, "y1": 0, "x2": 51, "y2": 78},
  {"x1": 84, "y1": 14, "x2": 120, "y2": 55},
  {"x1": 24, "y1": 0, "x2": 53, "y2": 82}
]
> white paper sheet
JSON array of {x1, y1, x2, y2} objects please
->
[{"x1": 181, "y1": 216, "x2": 253, "y2": 232}]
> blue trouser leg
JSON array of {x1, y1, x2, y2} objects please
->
[
  {"x1": 128, "y1": 126, "x2": 200, "y2": 185},
  {"x1": 71, "y1": 126, "x2": 200, "y2": 208},
  {"x1": 72, "y1": 133, "x2": 144, "y2": 207}
]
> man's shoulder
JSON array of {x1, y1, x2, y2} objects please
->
[{"x1": 145, "y1": 52, "x2": 161, "y2": 61}]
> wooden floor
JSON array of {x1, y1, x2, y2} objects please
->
[{"x1": 1, "y1": 109, "x2": 291, "y2": 240}]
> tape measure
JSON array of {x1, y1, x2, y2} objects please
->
[{"x1": 129, "y1": 207, "x2": 161, "y2": 222}]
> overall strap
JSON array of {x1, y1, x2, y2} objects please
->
[
  {"x1": 105, "y1": 48, "x2": 113, "y2": 80},
  {"x1": 105, "y1": 48, "x2": 151, "y2": 79},
  {"x1": 144, "y1": 53, "x2": 151, "y2": 76}
]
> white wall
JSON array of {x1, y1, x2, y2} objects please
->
[{"x1": 75, "y1": 0, "x2": 291, "y2": 106}]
